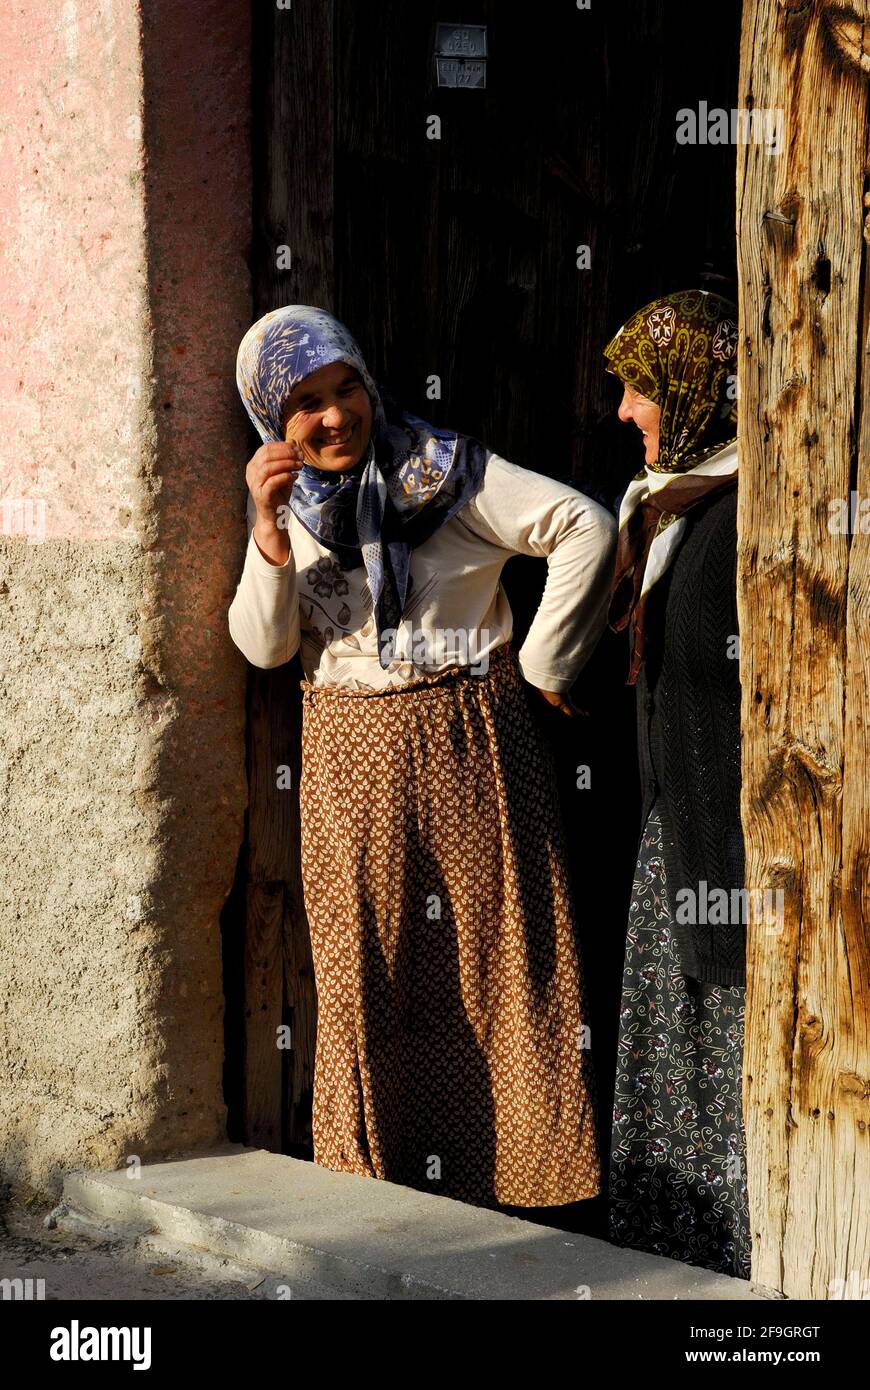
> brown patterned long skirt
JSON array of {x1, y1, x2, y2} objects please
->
[{"x1": 298, "y1": 641, "x2": 601, "y2": 1209}]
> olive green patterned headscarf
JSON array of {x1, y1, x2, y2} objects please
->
[
  {"x1": 605, "y1": 289, "x2": 739, "y2": 683},
  {"x1": 604, "y1": 288, "x2": 738, "y2": 473}
]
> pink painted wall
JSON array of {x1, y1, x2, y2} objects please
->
[{"x1": 0, "y1": 0, "x2": 147, "y2": 541}]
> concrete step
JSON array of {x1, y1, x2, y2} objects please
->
[{"x1": 62, "y1": 1145, "x2": 766, "y2": 1301}]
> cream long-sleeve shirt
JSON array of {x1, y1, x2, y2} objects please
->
[{"x1": 227, "y1": 453, "x2": 617, "y2": 693}]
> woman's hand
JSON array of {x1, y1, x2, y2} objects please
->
[
  {"x1": 529, "y1": 686, "x2": 589, "y2": 718},
  {"x1": 247, "y1": 440, "x2": 304, "y2": 525},
  {"x1": 247, "y1": 440, "x2": 304, "y2": 565}
]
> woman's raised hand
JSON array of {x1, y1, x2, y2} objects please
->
[
  {"x1": 247, "y1": 440, "x2": 304, "y2": 565},
  {"x1": 247, "y1": 440, "x2": 305, "y2": 524}
]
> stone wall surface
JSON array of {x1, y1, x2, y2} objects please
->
[{"x1": 0, "y1": 0, "x2": 253, "y2": 1194}]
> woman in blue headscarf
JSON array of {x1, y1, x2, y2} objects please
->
[{"x1": 229, "y1": 304, "x2": 617, "y2": 1211}]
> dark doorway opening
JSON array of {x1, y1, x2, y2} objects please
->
[{"x1": 223, "y1": 0, "x2": 741, "y2": 1240}]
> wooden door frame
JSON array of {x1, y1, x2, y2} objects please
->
[{"x1": 238, "y1": 0, "x2": 870, "y2": 1299}]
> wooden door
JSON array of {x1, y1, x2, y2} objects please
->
[{"x1": 227, "y1": 0, "x2": 742, "y2": 1206}]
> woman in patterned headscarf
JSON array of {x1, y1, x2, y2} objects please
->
[
  {"x1": 228, "y1": 305, "x2": 617, "y2": 1213},
  {"x1": 603, "y1": 289, "x2": 751, "y2": 1278}
]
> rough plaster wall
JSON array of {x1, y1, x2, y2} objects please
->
[{"x1": 0, "y1": 1, "x2": 253, "y2": 1195}]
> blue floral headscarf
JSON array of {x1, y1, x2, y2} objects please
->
[{"x1": 236, "y1": 305, "x2": 489, "y2": 667}]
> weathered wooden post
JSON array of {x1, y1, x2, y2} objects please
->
[{"x1": 736, "y1": 0, "x2": 870, "y2": 1298}]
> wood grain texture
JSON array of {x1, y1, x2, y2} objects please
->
[
  {"x1": 839, "y1": 19, "x2": 870, "y2": 1294},
  {"x1": 253, "y1": 0, "x2": 335, "y2": 316},
  {"x1": 736, "y1": 0, "x2": 870, "y2": 1298},
  {"x1": 243, "y1": 661, "x2": 315, "y2": 1151},
  {"x1": 243, "y1": 881, "x2": 284, "y2": 1151}
]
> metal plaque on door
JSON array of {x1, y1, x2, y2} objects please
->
[{"x1": 435, "y1": 23, "x2": 487, "y2": 89}]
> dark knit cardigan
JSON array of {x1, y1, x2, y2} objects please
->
[{"x1": 636, "y1": 484, "x2": 746, "y2": 987}]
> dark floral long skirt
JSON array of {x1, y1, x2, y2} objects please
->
[{"x1": 609, "y1": 801, "x2": 751, "y2": 1279}]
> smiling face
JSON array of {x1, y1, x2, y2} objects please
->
[
  {"x1": 617, "y1": 382, "x2": 662, "y2": 466},
  {"x1": 282, "y1": 361, "x2": 374, "y2": 471}
]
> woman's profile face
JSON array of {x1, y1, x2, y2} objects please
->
[
  {"x1": 617, "y1": 382, "x2": 661, "y2": 467},
  {"x1": 282, "y1": 361, "x2": 373, "y2": 471}
]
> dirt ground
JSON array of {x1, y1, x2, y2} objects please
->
[{"x1": 0, "y1": 1194, "x2": 359, "y2": 1301}]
